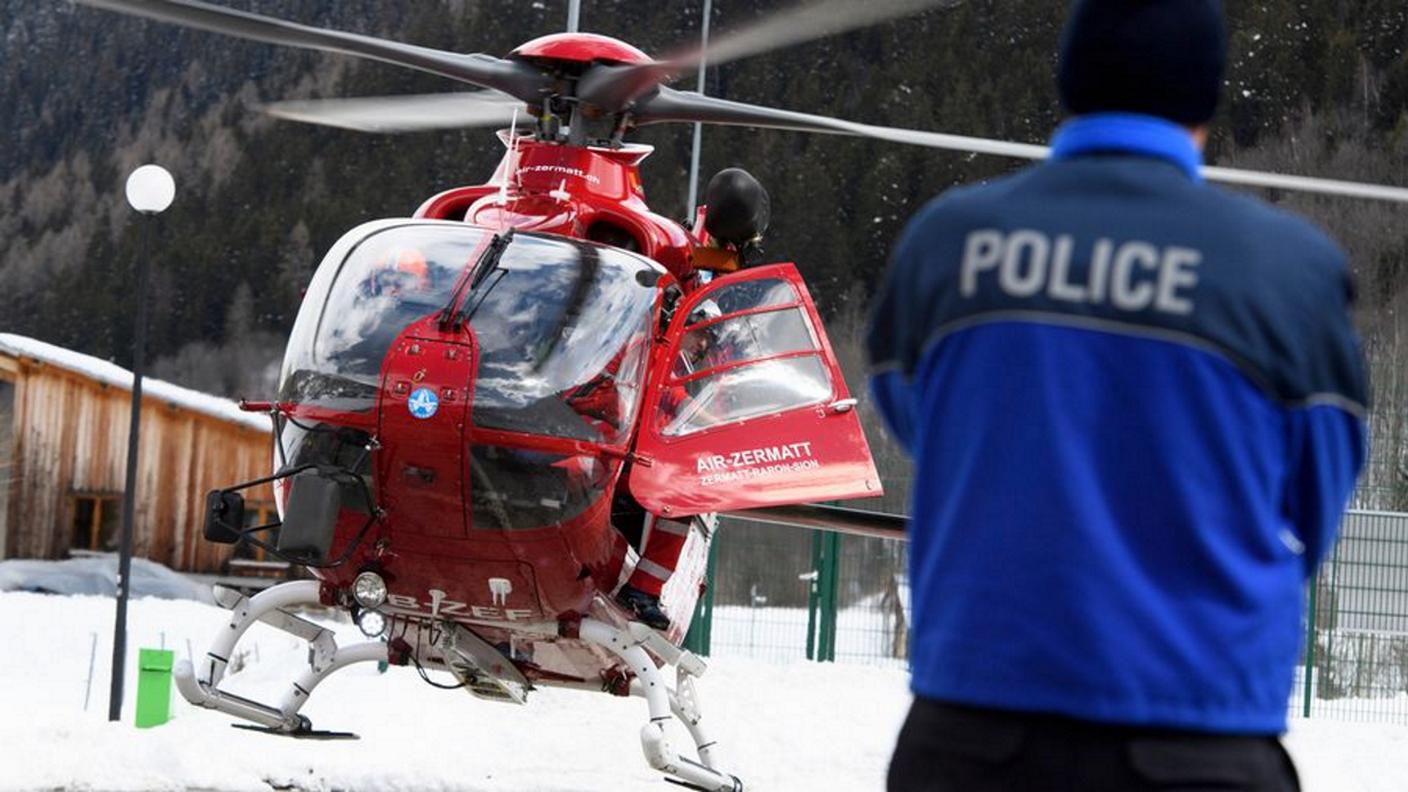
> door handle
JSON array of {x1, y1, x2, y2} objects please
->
[{"x1": 827, "y1": 398, "x2": 858, "y2": 414}]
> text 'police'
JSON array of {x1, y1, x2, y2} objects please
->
[{"x1": 961, "y1": 229, "x2": 1201, "y2": 315}]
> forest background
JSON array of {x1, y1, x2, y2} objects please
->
[{"x1": 2, "y1": 0, "x2": 1407, "y2": 517}]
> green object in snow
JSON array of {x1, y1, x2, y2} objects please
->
[{"x1": 135, "y1": 648, "x2": 174, "y2": 728}]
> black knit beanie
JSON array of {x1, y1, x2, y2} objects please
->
[{"x1": 1058, "y1": 0, "x2": 1227, "y2": 125}]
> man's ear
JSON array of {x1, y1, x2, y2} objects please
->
[{"x1": 1187, "y1": 125, "x2": 1209, "y2": 152}]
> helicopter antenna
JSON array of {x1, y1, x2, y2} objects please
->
[
  {"x1": 486, "y1": 107, "x2": 522, "y2": 233},
  {"x1": 510, "y1": 106, "x2": 524, "y2": 191},
  {"x1": 497, "y1": 106, "x2": 521, "y2": 218}
]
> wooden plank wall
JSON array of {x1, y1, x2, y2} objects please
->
[
  {"x1": 0, "y1": 355, "x2": 17, "y2": 558},
  {"x1": 3, "y1": 355, "x2": 274, "y2": 573}
]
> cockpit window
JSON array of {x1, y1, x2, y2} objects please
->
[
  {"x1": 280, "y1": 223, "x2": 489, "y2": 411},
  {"x1": 659, "y1": 278, "x2": 831, "y2": 437},
  {"x1": 469, "y1": 235, "x2": 661, "y2": 445},
  {"x1": 278, "y1": 222, "x2": 662, "y2": 442}
]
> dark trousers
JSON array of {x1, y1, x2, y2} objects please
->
[{"x1": 888, "y1": 698, "x2": 1299, "y2": 792}]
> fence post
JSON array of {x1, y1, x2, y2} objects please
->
[
  {"x1": 818, "y1": 531, "x2": 841, "y2": 662},
  {"x1": 804, "y1": 530, "x2": 842, "y2": 662},
  {"x1": 1302, "y1": 574, "x2": 1317, "y2": 718},
  {"x1": 806, "y1": 532, "x2": 822, "y2": 661},
  {"x1": 683, "y1": 538, "x2": 719, "y2": 656}
]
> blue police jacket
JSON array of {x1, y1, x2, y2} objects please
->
[{"x1": 866, "y1": 113, "x2": 1368, "y2": 734}]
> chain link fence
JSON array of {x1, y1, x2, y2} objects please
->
[
  {"x1": 694, "y1": 509, "x2": 1408, "y2": 725},
  {"x1": 704, "y1": 520, "x2": 812, "y2": 663},
  {"x1": 699, "y1": 519, "x2": 908, "y2": 668},
  {"x1": 700, "y1": 517, "x2": 910, "y2": 667}
]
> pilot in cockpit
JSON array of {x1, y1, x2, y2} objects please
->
[
  {"x1": 665, "y1": 300, "x2": 729, "y2": 406},
  {"x1": 326, "y1": 246, "x2": 437, "y2": 371},
  {"x1": 358, "y1": 247, "x2": 432, "y2": 299}
]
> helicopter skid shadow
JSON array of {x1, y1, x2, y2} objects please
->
[{"x1": 233, "y1": 723, "x2": 359, "y2": 740}]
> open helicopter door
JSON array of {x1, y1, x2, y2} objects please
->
[{"x1": 629, "y1": 264, "x2": 881, "y2": 516}]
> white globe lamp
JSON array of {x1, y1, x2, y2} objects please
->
[{"x1": 125, "y1": 164, "x2": 176, "y2": 214}]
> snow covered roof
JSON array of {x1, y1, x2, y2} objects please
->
[{"x1": 0, "y1": 333, "x2": 270, "y2": 432}]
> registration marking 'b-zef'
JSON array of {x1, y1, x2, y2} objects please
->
[{"x1": 385, "y1": 592, "x2": 533, "y2": 621}]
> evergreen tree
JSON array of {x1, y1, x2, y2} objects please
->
[{"x1": 0, "y1": 1, "x2": 1403, "y2": 504}]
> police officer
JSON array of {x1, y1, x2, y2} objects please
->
[{"x1": 867, "y1": 2, "x2": 1367, "y2": 790}]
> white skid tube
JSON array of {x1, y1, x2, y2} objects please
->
[
  {"x1": 174, "y1": 580, "x2": 388, "y2": 733},
  {"x1": 579, "y1": 618, "x2": 742, "y2": 792}
]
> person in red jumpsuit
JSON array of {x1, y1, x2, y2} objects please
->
[
  {"x1": 615, "y1": 302, "x2": 730, "y2": 630},
  {"x1": 615, "y1": 167, "x2": 771, "y2": 630}
]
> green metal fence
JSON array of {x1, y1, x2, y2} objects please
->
[
  {"x1": 686, "y1": 509, "x2": 1408, "y2": 724},
  {"x1": 697, "y1": 519, "x2": 814, "y2": 663},
  {"x1": 686, "y1": 518, "x2": 909, "y2": 667},
  {"x1": 1297, "y1": 509, "x2": 1408, "y2": 724}
]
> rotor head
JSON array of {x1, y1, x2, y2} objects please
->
[{"x1": 510, "y1": 33, "x2": 653, "y2": 68}]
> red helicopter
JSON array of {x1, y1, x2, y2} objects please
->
[{"x1": 73, "y1": 2, "x2": 1408, "y2": 790}]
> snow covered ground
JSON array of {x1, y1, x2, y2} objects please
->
[{"x1": 1, "y1": 591, "x2": 1406, "y2": 791}]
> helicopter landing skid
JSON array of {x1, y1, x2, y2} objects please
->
[
  {"x1": 173, "y1": 580, "x2": 389, "y2": 734},
  {"x1": 579, "y1": 619, "x2": 744, "y2": 792}
]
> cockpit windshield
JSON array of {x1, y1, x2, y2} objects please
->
[
  {"x1": 279, "y1": 221, "x2": 662, "y2": 447},
  {"x1": 468, "y1": 234, "x2": 661, "y2": 445}
]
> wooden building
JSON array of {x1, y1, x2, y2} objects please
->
[{"x1": 0, "y1": 334, "x2": 275, "y2": 573}]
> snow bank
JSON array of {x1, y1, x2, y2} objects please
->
[
  {"x1": 0, "y1": 333, "x2": 269, "y2": 432},
  {"x1": 0, "y1": 592, "x2": 1404, "y2": 791},
  {"x1": 0, "y1": 556, "x2": 213, "y2": 602}
]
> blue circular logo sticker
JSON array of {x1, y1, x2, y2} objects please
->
[{"x1": 407, "y1": 387, "x2": 439, "y2": 420}]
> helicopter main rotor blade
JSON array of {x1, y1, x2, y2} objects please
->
[
  {"x1": 685, "y1": 0, "x2": 960, "y2": 70},
  {"x1": 634, "y1": 87, "x2": 1049, "y2": 157},
  {"x1": 1197, "y1": 166, "x2": 1408, "y2": 204},
  {"x1": 576, "y1": 0, "x2": 955, "y2": 113},
  {"x1": 73, "y1": 0, "x2": 549, "y2": 102},
  {"x1": 264, "y1": 91, "x2": 525, "y2": 133},
  {"x1": 634, "y1": 88, "x2": 1408, "y2": 204}
]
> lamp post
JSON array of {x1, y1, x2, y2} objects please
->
[
  {"x1": 108, "y1": 164, "x2": 175, "y2": 722},
  {"x1": 685, "y1": 0, "x2": 714, "y2": 219},
  {"x1": 566, "y1": 0, "x2": 579, "y2": 33}
]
